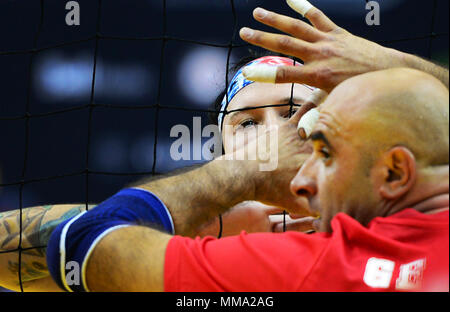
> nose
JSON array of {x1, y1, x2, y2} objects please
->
[{"x1": 290, "y1": 160, "x2": 318, "y2": 199}]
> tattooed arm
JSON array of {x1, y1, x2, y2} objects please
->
[{"x1": 0, "y1": 204, "x2": 93, "y2": 292}]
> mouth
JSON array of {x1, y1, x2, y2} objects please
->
[
  {"x1": 311, "y1": 210, "x2": 321, "y2": 219},
  {"x1": 287, "y1": 197, "x2": 321, "y2": 219}
]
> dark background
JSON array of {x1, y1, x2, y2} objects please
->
[{"x1": 0, "y1": 0, "x2": 448, "y2": 211}]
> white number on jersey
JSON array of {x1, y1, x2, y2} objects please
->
[{"x1": 363, "y1": 257, "x2": 395, "y2": 288}]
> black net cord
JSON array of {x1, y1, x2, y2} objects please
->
[
  {"x1": 215, "y1": 0, "x2": 239, "y2": 239},
  {"x1": 0, "y1": 1, "x2": 442, "y2": 219},
  {"x1": 152, "y1": 0, "x2": 168, "y2": 175},
  {"x1": 0, "y1": 102, "x2": 307, "y2": 124},
  {"x1": 284, "y1": 59, "x2": 299, "y2": 232},
  {"x1": 0, "y1": 0, "x2": 446, "y2": 291},
  {"x1": 217, "y1": 214, "x2": 223, "y2": 239},
  {"x1": 428, "y1": 0, "x2": 438, "y2": 59},
  {"x1": 85, "y1": 0, "x2": 104, "y2": 213},
  {"x1": 17, "y1": 0, "x2": 45, "y2": 293},
  {"x1": 0, "y1": 36, "x2": 250, "y2": 57}
]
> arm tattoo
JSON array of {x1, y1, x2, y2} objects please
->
[
  {"x1": 1, "y1": 205, "x2": 88, "y2": 254},
  {"x1": 0, "y1": 204, "x2": 94, "y2": 284},
  {"x1": 7, "y1": 260, "x2": 48, "y2": 283}
]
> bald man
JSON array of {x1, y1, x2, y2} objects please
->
[
  {"x1": 2, "y1": 1, "x2": 449, "y2": 293},
  {"x1": 293, "y1": 68, "x2": 449, "y2": 234},
  {"x1": 39, "y1": 67, "x2": 448, "y2": 292}
]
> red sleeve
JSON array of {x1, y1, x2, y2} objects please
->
[{"x1": 164, "y1": 231, "x2": 329, "y2": 292}]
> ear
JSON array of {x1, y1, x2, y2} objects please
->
[{"x1": 379, "y1": 146, "x2": 417, "y2": 200}]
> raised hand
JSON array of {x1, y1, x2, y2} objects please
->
[{"x1": 239, "y1": 0, "x2": 406, "y2": 93}]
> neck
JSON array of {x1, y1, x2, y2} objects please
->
[
  {"x1": 412, "y1": 194, "x2": 449, "y2": 214},
  {"x1": 390, "y1": 165, "x2": 449, "y2": 215}
]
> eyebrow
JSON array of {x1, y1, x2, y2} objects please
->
[
  {"x1": 226, "y1": 96, "x2": 305, "y2": 117},
  {"x1": 225, "y1": 103, "x2": 302, "y2": 126},
  {"x1": 310, "y1": 131, "x2": 333, "y2": 149},
  {"x1": 281, "y1": 96, "x2": 306, "y2": 105}
]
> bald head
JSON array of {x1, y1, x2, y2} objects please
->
[{"x1": 322, "y1": 68, "x2": 449, "y2": 167}]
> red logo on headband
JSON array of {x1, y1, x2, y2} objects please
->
[{"x1": 253, "y1": 56, "x2": 297, "y2": 67}]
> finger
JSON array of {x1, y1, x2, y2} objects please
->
[
  {"x1": 288, "y1": 213, "x2": 308, "y2": 219},
  {"x1": 235, "y1": 201, "x2": 285, "y2": 216},
  {"x1": 243, "y1": 64, "x2": 317, "y2": 87},
  {"x1": 296, "y1": 88, "x2": 328, "y2": 138},
  {"x1": 239, "y1": 27, "x2": 316, "y2": 62},
  {"x1": 269, "y1": 214, "x2": 288, "y2": 224},
  {"x1": 275, "y1": 65, "x2": 315, "y2": 84},
  {"x1": 253, "y1": 7, "x2": 325, "y2": 43},
  {"x1": 262, "y1": 206, "x2": 285, "y2": 215},
  {"x1": 288, "y1": 102, "x2": 316, "y2": 126},
  {"x1": 305, "y1": 7, "x2": 339, "y2": 32},
  {"x1": 241, "y1": 201, "x2": 285, "y2": 215},
  {"x1": 305, "y1": 88, "x2": 328, "y2": 106},
  {"x1": 276, "y1": 66, "x2": 334, "y2": 93},
  {"x1": 270, "y1": 215, "x2": 315, "y2": 223},
  {"x1": 305, "y1": 7, "x2": 338, "y2": 33},
  {"x1": 286, "y1": 0, "x2": 338, "y2": 32},
  {"x1": 297, "y1": 107, "x2": 320, "y2": 139},
  {"x1": 271, "y1": 217, "x2": 316, "y2": 233}
]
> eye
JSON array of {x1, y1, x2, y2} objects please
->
[
  {"x1": 318, "y1": 146, "x2": 333, "y2": 166},
  {"x1": 238, "y1": 119, "x2": 257, "y2": 129},
  {"x1": 282, "y1": 108, "x2": 298, "y2": 119},
  {"x1": 313, "y1": 142, "x2": 332, "y2": 164},
  {"x1": 319, "y1": 146, "x2": 331, "y2": 159}
]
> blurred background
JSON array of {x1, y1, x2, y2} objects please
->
[{"x1": 0, "y1": 0, "x2": 448, "y2": 210}]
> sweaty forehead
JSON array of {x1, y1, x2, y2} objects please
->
[
  {"x1": 314, "y1": 96, "x2": 364, "y2": 143},
  {"x1": 315, "y1": 84, "x2": 374, "y2": 138}
]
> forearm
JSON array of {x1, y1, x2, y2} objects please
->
[
  {"x1": 39, "y1": 161, "x2": 256, "y2": 290},
  {"x1": 45, "y1": 122, "x2": 309, "y2": 292},
  {"x1": 85, "y1": 225, "x2": 170, "y2": 292},
  {"x1": 135, "y1": 158, "x2": 257, "y2": 237},
  {"x1": 396, "y1": 50, "x2": 449, "y2": 89},
  {"x1": 0, "y1": 204, "x2": 93, "y2": 290}
]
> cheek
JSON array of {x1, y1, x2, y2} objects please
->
[
  {"x1": 224, "y1": 131, "x2": 258, "y2": 153},
  {"x1": 223, "y1": 134, "x2": 233, "y2": 154},
  {"x1": 316, "y1": 161, "x2": 350, "y2": 207},
  {"x1": 328, "y1": 161, "x2": 373, "y2": 207},
  {"x1": 234, "y1": 134, "x2": 247, "y2": 150},
  {"x1": 223, "y1": 139, "x2": 232, "y2": 154},
  {"x1": 317, "y1": 167, "x2": 337, "y2": 201},
  {"x1": 315, "y1": 165, "x2": 347, "y2": 231}
]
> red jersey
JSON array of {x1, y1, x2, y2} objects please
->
[{"x1": 164, "y1": 209, "x2": 449, "y2": 292}]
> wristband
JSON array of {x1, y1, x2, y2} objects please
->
[{"x1": 46, "y1": 188, "x2": 174, "y2": 292}]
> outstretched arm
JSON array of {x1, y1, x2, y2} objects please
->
[
  {"x1": 130, "y1": 115, "x2": 312, "y2": 238},
  {"x1": 239, "y1": 0, "x2": 449, "y2": 92},
  {"x1": 0, "y1": 204, "x2": 93, "y2": 291},
  {"x1": 46, "y1": 113, "x2": 313, "y2": 292}
]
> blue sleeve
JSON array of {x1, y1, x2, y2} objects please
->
[{"x1": 46, "y1": 188, "x2": 174, "y2": 292}]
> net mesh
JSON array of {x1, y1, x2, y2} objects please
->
[{"x1": 0, "y1": 0, "x2": 448, "y2": 292}]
